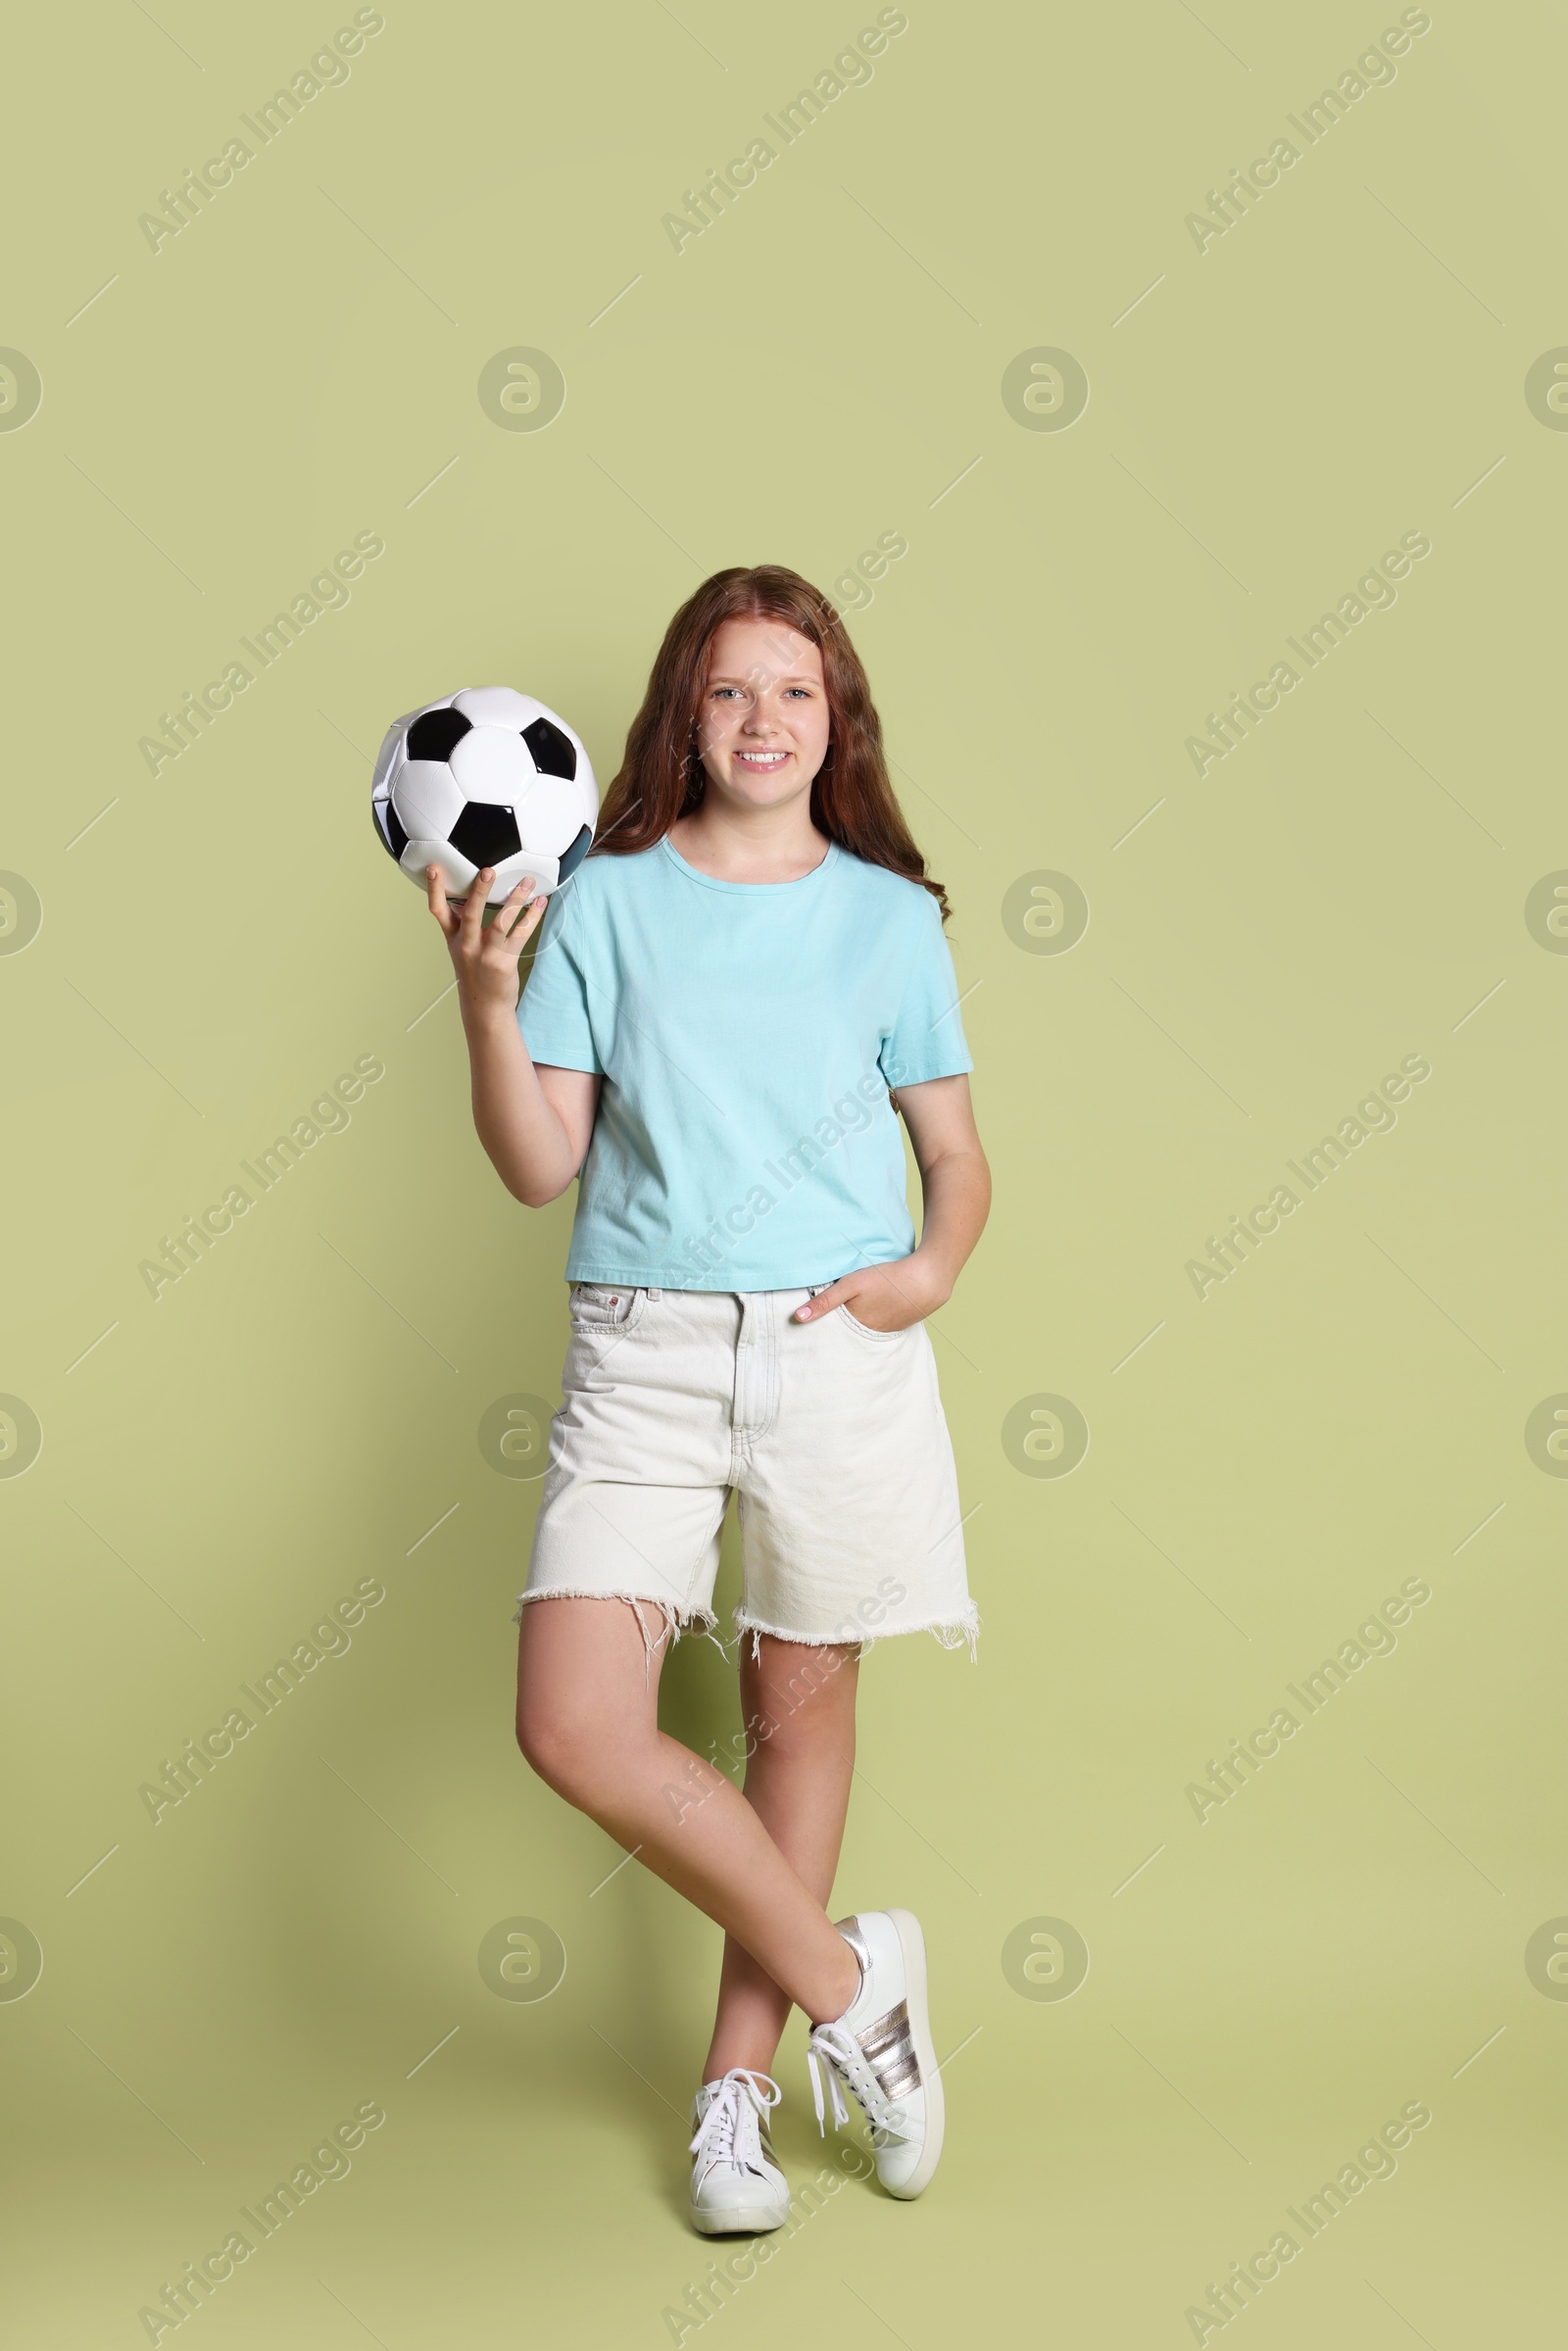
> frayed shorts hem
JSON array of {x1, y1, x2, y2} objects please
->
[
  {"x1": 514, "y1": 1587, "x2": 979, "y2": 1666},
  {"x1": 732, "y1": 1607, "x2": 981, "y2": 1662},
  {"x1": 513, "y1": 1588, "x2": 726, "y2": 1671},
  {"x1": 513, "y1": 1587, "x2": 715, "y2": 1628}
]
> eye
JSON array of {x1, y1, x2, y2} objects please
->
[{"x1": 783, "y1": 685, "x2": 813, "y2": 699}]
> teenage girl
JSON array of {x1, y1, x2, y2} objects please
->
[{"x1": 428, "y1": 565, "x2": 989, "y2": 2231}]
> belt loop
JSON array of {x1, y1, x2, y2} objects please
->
[{"x1": 647, "y1": 1287, "x2": 661, "y2": 1298}]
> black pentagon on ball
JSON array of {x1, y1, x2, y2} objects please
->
[
  {"x1": 449, "y1": 800, "x2": 522, "y2": 870},
  {"x1": 376, "y1": 795, "x2": 409, "y2": 859},
  {"x1": 522, "y1": 715, "x2": 575, "y2": 780},
  {"x1": 407, "y1": 706, "x2": 472, "y2": 762},
  {"x1": 557, "y1": 824, "x2": 592, "y2": 885}
]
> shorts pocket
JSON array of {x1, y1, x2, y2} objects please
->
[
  {"x1": 838, "y1": 1302, "x2": 910, "y2": 1342},
  {"x1": 568, "y1": 1284, "x2": 647, "y2": 1334}
]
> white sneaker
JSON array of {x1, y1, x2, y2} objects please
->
[
  {"x1": 806, "y1": 1910, "x2": 945, "y2": 2199},
  {"x1": 688, "y1": 2068, "x2": 790, "y2": 2235}
]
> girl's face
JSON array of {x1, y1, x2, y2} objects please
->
[{"x1": 694, "y1": 616, "x2": 832, "y2": 811}]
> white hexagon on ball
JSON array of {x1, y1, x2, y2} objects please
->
[
  {"x1": 401, "y1": 837, "x2": 478, "y2": 894},
  {"x1": 393, "y1": 760, "x2": 466, "y2": 843},
  {"x1": 449, "y1": 726, "x2": 532, "y2": 801},
  {"x1": 517, "y1": 774, "x2": 584, "y2": 855},
  {"x1": 454, "y1": 685, "x2": 535, "y2": 729}
]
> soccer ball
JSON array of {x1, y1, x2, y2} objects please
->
[{"x1": 370, "y1": 685, "x2": 598, "y2": 905}]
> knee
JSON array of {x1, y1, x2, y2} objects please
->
[
  {"x1": 514, "y1": 1695, "x2": 630, "y2": 1808},
  {"x1": 514, "y1": 1695, "x2": 583, "y2": 1794}
]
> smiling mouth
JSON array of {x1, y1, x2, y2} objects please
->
[{"x1": 733, "y1": 748, "x2": 790, "y2": 768}]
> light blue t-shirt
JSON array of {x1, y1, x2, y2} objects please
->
[{"x1": 516, "y1": 835, "x2": 972, "y2": 1291}]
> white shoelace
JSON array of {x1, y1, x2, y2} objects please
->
[
  {"x1": 806, "y1": 2025, "x2": 858, "y2": 2133},
  {"x1": 689, "y1": 2068, "x2": 782, "y2": 2183},
  {"x1": 806, "y1": 2023, "x2": 906, "y2": 2140}
]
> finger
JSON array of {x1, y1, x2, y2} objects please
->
[
  {"x1": 516, "y1": 893, "x2": 548, "y2": 943},
  {"x1": 794, "y1": 1284, "x2": 846, "y2": 1322},
  {"x1": 492, "y1": 877, "x2": 538, "y2": 939},
  {"x1": 459, "y1": 865, "x2": 494, "y2": 938},
  {"x1": 491, "y1": 887, "x2": 546, "y2": 963},
  {"x1": 425, "y1": 861, "x2": 458, "y2": 935}
]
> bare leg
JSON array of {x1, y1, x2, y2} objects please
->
[
  {"x1": 701, "y1": 1635, "x2": 860, "y2": 2081},
  {"x1": 514, "y1": 1598, "x2": 860, "y2": 2026}
]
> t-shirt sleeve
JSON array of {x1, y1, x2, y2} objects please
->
[
  {"x1": 516, "y1": 883, "x2": 603, "y2": 1074},
  {"x1": 879, "y1": 889, "x2": 973, "y2": 1090}
]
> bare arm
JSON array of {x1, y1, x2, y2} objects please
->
[
  {"x1": 794, "y1": 1071, "x2": 990, "y2": 1331},
  {"x1": 427, "y1": 861, "x2": 601, "y2": 1208}
]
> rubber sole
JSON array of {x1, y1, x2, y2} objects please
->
[
  {"x1": 883, "y1": 1906, "x2": 945, "y2": 2198},
  {"x1": 689, "y1": 2198, "x2": 791, "y2": 2235}
]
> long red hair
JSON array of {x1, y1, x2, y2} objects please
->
[{"x1": 591, "y1": 565, "x2": 950, "y2": 921}]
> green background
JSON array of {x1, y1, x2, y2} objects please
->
[{"x1": 4, "y1": 0, "x2": 1565, "y2": 2341}]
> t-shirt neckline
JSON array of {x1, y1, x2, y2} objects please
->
[{"x1": 659, "y1": 834, "x2": 839, "y2": 895}]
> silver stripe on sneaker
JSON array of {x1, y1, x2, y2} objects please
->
[
  {"x1": 858, "y1": 1999, "x2": 921, "y2": 2101},
  {"x1": 873, "y1": 2050, "x2": 921, "y2": 2102},
  {"x1": 858, "y1": 2000, "x2": 908, "y2": 2058}
]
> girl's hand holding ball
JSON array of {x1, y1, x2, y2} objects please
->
[{"x1": 427, "y1": 863, "x2": 546, "y2": 1021}]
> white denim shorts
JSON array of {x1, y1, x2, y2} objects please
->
[{"x1": 515, "y1": 1283, "x2": 977, "y2": 1657}]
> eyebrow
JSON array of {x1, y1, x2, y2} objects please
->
[{"x1": 706, "y1": 669, "x2": 820, "y2": 686}]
